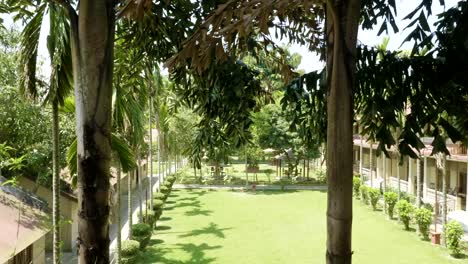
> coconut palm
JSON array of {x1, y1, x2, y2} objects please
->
[{"x1": 18, "y1": 4, "x2": 72, "y2": 263}]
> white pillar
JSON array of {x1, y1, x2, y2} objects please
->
[
  {"x1": 466, "y1": 162, "x2": 468, "y2": 215},
  {"x1": 376, "y1": 153, "x2": 380, "y2": 189}
]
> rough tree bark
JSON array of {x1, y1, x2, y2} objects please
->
[
  {"x1": 68, "y1": 1, "x2": 115, "y2": 263},
  {"x1": 325, "y1": 1, "x2": 360, "y2": 263}
]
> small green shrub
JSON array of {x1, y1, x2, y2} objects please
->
[
  {"x1": 131, "y1": 223, "x2": 152, "y2": 249},
  {"x1": 383, "y1": 191, "x2": 398, "y2": 219},
  {"x1": 360, "y1": 185, "x2": 369, "y2": 204},
  {"x1": 166, "y1": 176, "x2": 176, "y2": 184},
  {"x1": 315, "y1": 169, "x2": 327, "y2": 184},
  {"x1": 121, "y1": 240, "x2": 140, "y2": 264},
  {"x1": 353, "y1": 177, "x2": 361, "y2": 198},
  {"x1": 396, "y1": 200, "x2": 414, "y2": 230},
  {"x1": 160, "y1": 185, "x2": 170, "y2": 197},
  {"x1": 414, "y1": 208, "x2": 432, "y2": 240},
  {"x1": 422, "y1": 202, "x2": 433, "y2": 212},
  {"x1": 368, "y1": 188, "x2": 380, "y2": 210},
  {"x1": 139, "y1": 209, "x2": 156, "y2": 228},
  {"x1": 153, "y1": 192, "x2": 166, "y2": 201},
  {"x1": 277, "y1": 178, "x2": 292, "y2": 191},
  {"x1": 121, "y1": 240, "x2": 140, "y2": 257},
  {"x1": 445, "y1": 220, "x2": 464, "y2": 257},
  {"x1": 400, "y1": 192, "x2": 416, "y2": 204}
]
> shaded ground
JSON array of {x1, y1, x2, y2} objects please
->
[{"x1": 139, "y1": 189, "x2": 466, "y2": 264}]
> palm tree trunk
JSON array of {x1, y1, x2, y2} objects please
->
[
  {"x1": 397, "y1": 156, "x2": 401, "y2": 200},
  {"x1": 442, "y1": 154, "x2": 448, "y2": 228},
  {"x1": 157, "y1": 130, "x2": 161, "y2": 191},
  {"x1": 370, "y1": 141, "x2": 373, "y2": 187},
  {"x1": 325, "y1": 1, "x2": 360, "y2": 263},
  {"x1": 148, "y1": 94, "x2": 153, "y2": 209},
  {"x1": 116, "y1": 163, "x2": 122, "y2": 264},
  {"x1": 137, "y1": 153, "x2": 143, "y2": 222},
  {"x1": 69, "y1": 2, "x2": 115, "y2": 262},
  {"x1": 128, "y1": 171, "x2": 133, "y2": 239},
  {"x1": 52, "y1": 99, "x2": 61, "y2": 264},
  {"x1": 359, "y1": 132, "x2": 363, "y2": 179},
  {"x1": 416, "y1": 158, "x2": 422, "y2": 208}
]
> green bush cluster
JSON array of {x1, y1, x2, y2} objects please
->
[
  {"x1": 383, "y1": 191, "x2": 398, "y2": 219},
  {"x1": 368, "y1": 188, "x2": 380, "y2": 210},
  {"x1": 445, "y1": 220, "x2": 464, "y2": 257},
  {"x1": 413, "y1": 208, "x2": 432, "y2": 240},
  {"x1": 139, "y1": 210, "x2": 156, "y2": 228},
  {"x1": 131, "y1": 223, "x2": 152, "y2": 249},
  {"x1": 152, "y1": 198, "x2": 165, "y2": 221},
  {"x1": 121, "y1": 240, "x2": 140, "y2": 264},
  {"x1": 352, "y1": 177, "x2": 361, "y2": 198},
  {"x1": 153, "y1": 192, "x2": 165, "y2": 201},
  {"x1": 396, "y1": 200, "x2": 414, "y2": 230},
  {"x1": 360, "y1": 185, "x2": 369, "y2": 204}
]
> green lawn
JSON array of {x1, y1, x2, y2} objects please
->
[{"x1": 138, "y1": 189, "x2": 465, "y2": 263}]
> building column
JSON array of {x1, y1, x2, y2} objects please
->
[
  {"x1": 408, "y1": 158, "x2": 413, "y2": 195},
  {"x1": 376, "y1": 153, "x2": 380, "y2": 189},
  {"x1": 423, "y1": 157, "x2": 428, "y2": 201},
  {"x1": 466, "y1": 162, "x2": 468, "y2": 215},
  {"x1": 416, "y1": 158, "x2": 421, "y2": 207}
]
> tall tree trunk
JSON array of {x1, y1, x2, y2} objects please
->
[
  {"x1": 397, "y1": 155, "x2": 401, "y2": 200},
  {"x1": 116, "y1": 163, "x2": 122, "y2": 264},
  {"x1": 157, "y1": 129, "x2": 161, "y2": 191},
  {"x1": 416, "y1": 158, "x2": 422, "y2": 208},
  {"x1": 69, "y1": 2, "x2": 115, "y2": 262},
  {"x1": 128, "y1": 171, "x2": 133, "y2": 239},
  {"x1": 325, "y1": 1, "x2": 360, "y2": 263},
  {"x1": 442, "y1": 154, "x2": 448, "y2": 229},
  {"x1": 369, "y1": 141, "x2": 373, "y2": 187},
  {"x1": 148, "y1": 93, "x2": 153, "y2": 209},
  {"x1": 359, "y1": 129, "x2": 363, "y2": 179},
  {"x1": 137, "y1": 153, "x2": 143, "y2": 222},
  {"x1": 52, "y1": 99, "x2": 61, "y2": 264}
]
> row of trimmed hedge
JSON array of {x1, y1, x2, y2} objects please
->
[
  {"x1": 121, "y1": 175, "x2": 178, "y2": 263},
  {"x1": 353, "y1": 176, "x2": 465, "y2": 257}
]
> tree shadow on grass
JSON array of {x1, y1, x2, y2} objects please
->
[
  {"x1": 165, "y1": 200, "x2": 176, "y2": 204},
  {"x1": 172, "y1": 200, "x2": 202, "y2": 209},
  {"x1": 187, "y1": 190, "x2": 208, "y2": 197},
  {"x1": 155, "y1": 225, "x2": 172, "y2": 231},
  {"x1": 178, "y1": 222, "x2": 232, "y2": 239},
  {"x1": 139, "y1": 243, "x2": 219, "y2": 264},
  {"x1": 148, "y1": 238, "x2": 164, "y2": 246},
  {"x1": 184, "y1": 208, "x2": 213, "y2": 217},
  {"x1": 159, "y1": 216, "x2": 172, "y2": 221}
]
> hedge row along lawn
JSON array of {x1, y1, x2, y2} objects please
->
[{"x1": 137, "y1": 189, "x2": 465, "y2": 263}]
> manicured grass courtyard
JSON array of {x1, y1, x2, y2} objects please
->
[{"x1": 138, "y1": 189, "x2": 465, "y2": 263}]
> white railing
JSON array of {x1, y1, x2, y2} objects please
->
[
  {"x1": 389, "y1": 177, "x2": 408, "y2": 193},
  {"x1": 425, "y1": 188, "x2": 457, "y2": 212}
]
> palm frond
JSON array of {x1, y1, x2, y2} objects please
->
[{"x1": 18, "y1": 4, "x2": 46, "y2": 99}]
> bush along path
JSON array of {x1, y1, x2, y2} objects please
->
[
  {"x1": 110, "y1": 165, "x2": 179, "y2": 264},
  {"x1": 353, "y1": 175, "x2": 468, "y2": 259}
]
